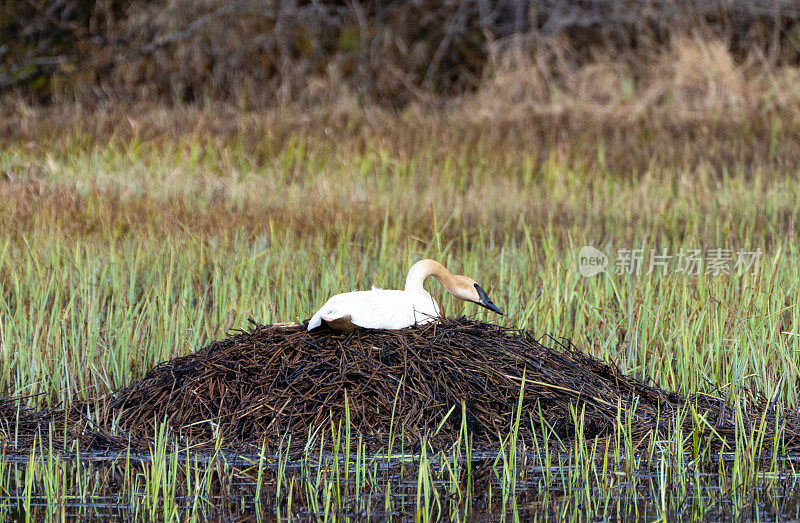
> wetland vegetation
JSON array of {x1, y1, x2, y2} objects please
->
[{"x1": 3, "y1": 0, "x2": 800, "y2": 519}]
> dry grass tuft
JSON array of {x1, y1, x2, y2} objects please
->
[
  {"x1": 469, "y1": 34, "x2": 800, "y2": 124},
  {"x1": 660, "y1": 36, "x2": 748, "y2": 113}
]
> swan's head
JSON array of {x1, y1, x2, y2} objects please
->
[
  {"x1": 449, "y1": 275, "x2": 504, "y2": 315},
  {"x1": 406, "y1": 259, "x2": 504, "y2": 315}
]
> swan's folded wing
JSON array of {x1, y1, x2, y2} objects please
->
[{"x1": 308, "y1": 290, "x2": 438, "y2": 330}]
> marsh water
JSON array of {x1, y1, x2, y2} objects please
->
[{"x1": 3, "y1": 449, "x2": 800, "y2": 521}]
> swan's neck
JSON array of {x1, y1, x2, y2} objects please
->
[{"x1": 404, "y1": 259, "x2": 455, "y2": 294}]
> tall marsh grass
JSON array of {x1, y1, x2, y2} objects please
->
[
  {"x1": 1, "y1": 99, "x2": 798, "y2": 410},
  {"x1": 3, "y1": 397, "x2": 800, "y2": 520},
  {"x1": 3, "y1": 22, "x2": 800, "y2": 520}
]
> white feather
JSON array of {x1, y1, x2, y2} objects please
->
[
  {"x1": 306, "y1": 259, "x2": 501, "y2": 331},
  {"x1": 306, "y1": 289, "x2": 440, "y2": 330}
]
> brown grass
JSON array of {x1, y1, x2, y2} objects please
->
[{"x1": 3, "y1": 32, "x2": 800, "y2": 248}]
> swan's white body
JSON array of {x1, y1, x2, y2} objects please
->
[
  {"x1": 306, "y1": 259, "x2": 502, "y2": 331},
  {"x1": 306, "y1": 288, "x2": 440, "y2": 330}
]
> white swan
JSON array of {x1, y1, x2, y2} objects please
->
[{"x1": 306, "y1": 259, "x2": 503, "y2": 331}]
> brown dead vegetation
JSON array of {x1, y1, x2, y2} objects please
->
[
  {"x1": 5, "y1": 1, "x2": 800, "y2": 107},
  {"x1": 2, "y1": 319, "x2": 799, "y2": 454}
]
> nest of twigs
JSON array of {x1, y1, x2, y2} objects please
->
[
  {"x1": 3, "y1": 318, "x2": 800, "y2": 453},
  {"x1": 98, "y1": 318, "x2": 800, "y2": 452}
]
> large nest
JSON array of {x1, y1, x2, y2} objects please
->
[{"x1": 99, "y1": 318, "x2": 800, "y2": 452}]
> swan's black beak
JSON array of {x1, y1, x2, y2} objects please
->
[{"x1": 474, "y1": 283, "x2": 503, "y2": 315}]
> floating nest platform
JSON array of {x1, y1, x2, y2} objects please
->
[{"x1": 3, "y1": 318, "x2": 800, "y2": 453}]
